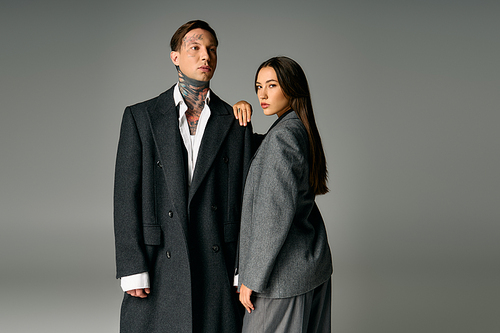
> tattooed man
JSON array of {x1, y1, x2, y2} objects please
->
[{"x1": 114, "y1": 20, "x2": 252, "y2": 333}]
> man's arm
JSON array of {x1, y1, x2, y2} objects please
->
[
  {"x1": 114, "y1": 107, "x2": 149, "y2": 281},
  {"x1": 121, "y1": 272, "x2": 151, "y2": 298}
]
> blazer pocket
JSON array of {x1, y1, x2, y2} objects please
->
[
  {"x1": 143, "y1": 225, "x2": 162, "y2": 246},
  {"x1": 223, "y1": 222, "x2": 239, "y2": 243}
]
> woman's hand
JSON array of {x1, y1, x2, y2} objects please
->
[
  {"x1": 239, "y1": 284, "x2": 255, "y2": 313},
  {"x1": 232, "y1": 101, "x2": 253, "y2": 126}
]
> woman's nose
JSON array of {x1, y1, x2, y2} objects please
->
[{"x1": 258, "y1": 89, "x2": 267, "y2": 99}]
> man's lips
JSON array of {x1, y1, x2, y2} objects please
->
[
  {"x1": 199, "y1": 66, "x2": 212, "y2": 72},
  {"x1": 261, "y1": 103, "x2": 269, "y2": 109}
]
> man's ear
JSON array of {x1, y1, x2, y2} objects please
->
[{"x1": 170, "y1": 51, "x2": 180, "y2": 66}]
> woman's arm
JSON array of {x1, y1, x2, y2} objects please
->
[
  {"x1": 239, "y1": 123, "x2": 309, "y2": 293},
  {"x1": 239, "y1": 284, "x2": 255, "y2": 313}
]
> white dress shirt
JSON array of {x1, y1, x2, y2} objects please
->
[{"x1": 120, "y1": 83, "x2": 211, "y2": 291}]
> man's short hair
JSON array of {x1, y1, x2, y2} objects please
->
[{"x1": 170, "y1": 20, "x2": 218, "y2": 52}]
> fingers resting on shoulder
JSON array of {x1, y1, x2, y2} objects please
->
[{"x1": 232, "y1": 101, "x2": 253, "y2": 126}]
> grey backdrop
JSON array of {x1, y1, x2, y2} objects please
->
[{"x1": 1, "y1": 0, "x2": 499, "y2": 332}]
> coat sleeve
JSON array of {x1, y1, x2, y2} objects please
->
[
  {"x1": 242, "y1": 123, "x2": 254, "y2": 190},
  {"x1": 239, "y1": 124, "x2": 308, "y2": 293},
  {"x1": 113, "y1": 107, "x2": 149, "y2": 279}
]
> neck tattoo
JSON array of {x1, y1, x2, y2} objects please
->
[{"x1": 177, "y1": 67, "x2": 210, "y2": 135}]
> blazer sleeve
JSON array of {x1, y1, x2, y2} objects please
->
[
  {"x1": 113, "y1": 107, "x2": 149, "y2": 279},
  {"x1": 239, "y1": 124, "x2": 309, "y2": 293}
]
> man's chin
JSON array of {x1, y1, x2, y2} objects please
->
[
  {"x1": 183, "y1": 74, "x2": 212, "y2": 87},
  {"x1": 197, "y1": 73, "x2": 214, "y2": 82}
]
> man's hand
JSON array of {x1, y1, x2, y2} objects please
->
[
  {"x1": 126, "y1": 288, "x2": 151, "y2": 298},
  {"x1": 232, "y1": 101, "x2": 253, "y2": 126},
  {"x1": 239, "y1": 284, "x2": 255, "y2": 313}
]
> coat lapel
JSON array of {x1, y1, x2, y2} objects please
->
[
  {"x1": 148, "y1": 87, "x2": 189, "y2": 232},
  {"x1": 188, "y1": 92, "x2": 234, "y2": 204}
]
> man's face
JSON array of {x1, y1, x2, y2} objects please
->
[{"x1": 170, "y1": 28, "x2": 217, "y2": 82}]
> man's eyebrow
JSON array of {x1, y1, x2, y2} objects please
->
[{"x1": 184, "y1": 41, "x2": 216, "y2": 48}]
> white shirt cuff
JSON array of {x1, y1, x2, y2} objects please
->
[
  {"x1": 120, "y1": 272, "x2": 150, "y2": 292},
  {"x1": 233, "y1": 273, "x2": 239, "y2": 287}
]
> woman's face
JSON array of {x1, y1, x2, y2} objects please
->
[{"x1": 255, "y1": 67, "x2": 291, "y2": 117}]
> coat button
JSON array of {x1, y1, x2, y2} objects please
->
[
  {"x1": 168, "y1": 211, "x2": 173, "y2": 218},
  {"x1": 166, "y1": 251, "x2": 171, "y2": 259},
  {"x1": 156, "y1": 161, "x2": 163, "y2": 168},
  {"x1": 223, "y1": 156, "x2": 229, "y2": 164},
  {"x1": 212, "y1": 245, "x2": 220, "y2": 253},
  {"x1": 211, "y1": 205, "x2": 217, "y2": 211}
]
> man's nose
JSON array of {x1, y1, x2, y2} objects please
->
[{"x1": 200, "y1": 47, "x2": 209, "y2": 61}]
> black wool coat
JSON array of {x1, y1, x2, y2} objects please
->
[{"x1": 114, "y1": 85, "x2": 252, "y2": 333}]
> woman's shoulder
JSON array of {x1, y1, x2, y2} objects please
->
[
  {"x1": 260, "y1": 116, "x2": 308, "y2": 161},
  {"x1": 268, "y1": 113, "x2": 307, "y2": 143}
]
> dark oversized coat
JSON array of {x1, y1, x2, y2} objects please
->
[{"x1": 114, "y1": 85, "x2": 252, "y2": 333}]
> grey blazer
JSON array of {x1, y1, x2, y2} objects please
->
[{"x1": 238, "y1": 110, "x2": 333, "y2": 298}]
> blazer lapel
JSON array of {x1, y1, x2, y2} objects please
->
[
  {"x1": 188, "y1": 92, "x2": 234, "y2": 204},
  {"x1": 148, "y1": 87, "x2": 189, "y2": 232}
]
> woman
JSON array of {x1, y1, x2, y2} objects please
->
[{"x1": 236, "y1": 56, "x2": 333, "y2": 333}]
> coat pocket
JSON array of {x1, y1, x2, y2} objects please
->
[
  {"x1": 223, "y1": 222, "x2": 239, "y2": 243},
  {"x1": 143, "y1": 225, "x2": 162, "y2": 245}
]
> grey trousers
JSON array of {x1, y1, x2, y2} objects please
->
[{"x1": 242, "y1": 278, "x2": 331, "y2": 333}]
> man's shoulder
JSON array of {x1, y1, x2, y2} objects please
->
[
  {"x1": 208, "y1": 90, "x2": 233, "y2": 113},
  {"x1": 126, "y1": 85, "x2": 176, "y2": 111}
]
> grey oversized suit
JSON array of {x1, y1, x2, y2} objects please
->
[{"x1": 238, "y1": 111, "x2": 333, "y2": 299}]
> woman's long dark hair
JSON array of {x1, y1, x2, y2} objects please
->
[{"x1": 255, "y1": 56, "x2": 329, "y2": 195}]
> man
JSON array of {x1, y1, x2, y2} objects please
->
[{"x1": 114, "y1": 20, "x2": 252, "y2": 333}]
